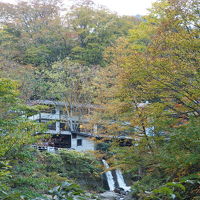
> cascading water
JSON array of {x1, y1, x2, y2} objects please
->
[
  {"x1": 116, "y1": 169, "x2": 131, "y2": 192},
  {"x1": 102, "y1": 159, "x2": 115, "y2": 191},
  {"x1": 102, "y1": 159, "x2": 131, "y2": 192}
]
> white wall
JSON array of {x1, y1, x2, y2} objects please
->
[{"x1": 71, "y1": 136, "x2": 95, "y2": 152}]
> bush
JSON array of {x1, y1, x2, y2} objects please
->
[
  {"x1": 3, "y1": 147, "x2": 103, "y2": 199},
  {"x1": 59, "y1": 149, "x2": 103, "y2": 190}
]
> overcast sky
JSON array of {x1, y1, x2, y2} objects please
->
[
  {"x1": 94, "y1": 0, "x2": 156, "y2": 16},
  {"x1": 0, "y1": 0, "x2": 156, "y2": 16}
]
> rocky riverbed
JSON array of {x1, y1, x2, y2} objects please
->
[{"x1": 99, "y1": 191, "x2": 134, "y2": 200}]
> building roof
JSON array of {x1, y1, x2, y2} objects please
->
[
  {"x1": 27, "y1": 100, "x2": 100, "y2": 109},
  {"x1": 74, "y1": 131, "x2": 134, "y2": 140}
]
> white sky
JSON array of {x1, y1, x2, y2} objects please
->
[
  {"x1": 0, "y1": 0, "x2": 156, "y2": 16},
  {"x1": 94, "y1": 0, "x2": 156, "y2": 16}
]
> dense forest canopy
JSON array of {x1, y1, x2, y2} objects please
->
[
  {"x1": 0, "y1": 0, "x2": 199, "y2": 199},
  {"x1": 0, "y1": 0, "x2": 140, "y2": 100}
]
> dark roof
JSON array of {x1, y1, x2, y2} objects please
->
[
  {"x1": 73, "y1": 131, "x2": 133, "y2": 140},
  {"x1": 27, "y1": 100, "x2": 100, "y2": 109}
]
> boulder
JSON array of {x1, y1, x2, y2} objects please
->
[
  {"x1": 114, "y1": 187, "x2": 127, "y2": 195},
  {"x1": 99, "y1": 191, "x2": 120, "y2": 200}
]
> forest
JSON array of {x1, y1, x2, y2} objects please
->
[{"x1": 0, "y1": 0, "x2": 199, "y2": 199}]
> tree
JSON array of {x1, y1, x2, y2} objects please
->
[
  {"x1": 92, "y1": 0, "x2": 200, "y2": 197},
  {"x1": 0, "y1": 0, "x2": 140, "y2": 68},
  {"x1": 0, "y1": 0, "x2": 141, "y2": 102},
  {"x1": 65, "y1": 0, "x2": 141, "y2": 65},
  {"x1": 0, "y1": 0, "x2": 72, "y2": 67},
  {"x1": 94, "y1": 0, "x2": 200, "y2": 134},
  {"x1": 42, "y1": 58, "x2": 98, "y2": 131},
  {"x1": 0, "y1": 78, "x2": 43, "y2": 196}
]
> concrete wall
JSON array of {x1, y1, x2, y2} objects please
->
[{"x1": 71, "y1": 135, "x2": 95, "y2": 152}]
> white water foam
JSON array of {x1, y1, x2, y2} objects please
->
[
  {"x1": 116, "y1": 169, "x2": 131, "y2": 192},
  {"x1": 102, "y1": 159, "x2": 115, "y2": 191}
]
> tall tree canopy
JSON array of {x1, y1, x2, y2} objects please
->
[
  {"x1": 0, "y1": 78, "x2": 44, "y2": 195},
  {"x1": 0, "y1": 0, "x2": 140, "y2": 67},
  {"x1": 0, "y1": 0, "x2": 199, "y2": 199},
  {"x1": 0, "y1": 0, "x2": 141, "y2": 100},
  {"x1": 92, "y1": 0, "x2": 200, "y2": 198}
]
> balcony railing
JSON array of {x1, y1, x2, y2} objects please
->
[{"x1": 28, "y1": 113, "x2": 88, "y2": 122}]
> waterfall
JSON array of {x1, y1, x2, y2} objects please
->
[
  {"x1": 102, "y1": 159, "x2": 131, "y2": 192},
  {"x1": 102, "y1": 159, "x2": 115, "y2": 191},
  {"x1": 116, "y1": 169, "x2": 131, "y2": 192}
]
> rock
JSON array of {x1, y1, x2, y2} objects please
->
[
  {"x1": 123, "y1": 192, "x2": 135, "y2": 200},
  {"x1": 99, "y1": 191, "x2": 120, "y2": 200},
  {"x1": 114, "y1": 187, "x2": 127, "y2": 195},
  {"x1": 43, "y1": 194, "x2": 52, "y2": 198},
  {"x1": 114, "y1": 188, "x2": 122, "y2": 194}
]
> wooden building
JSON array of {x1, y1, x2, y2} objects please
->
[{"x1": 28, "y1": 100, "x2": 96, "y2": 152}]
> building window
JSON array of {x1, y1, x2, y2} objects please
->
[
  {"x1": 51, "y1": 109, "x2": 56, "y2": 114},
  {"x1": 79, "y1": 122, "x2": 91, "y2": 133},
  {"x1": 60, "y1": 109, "x2": 66, "y2": 115},
  {"x1": 72, "y1": 121, "x2": 80, "y2": 132},
  {"x1": 77, "y1": 139, "x2": 82, "y2": 146},
  {"x1": 60, "y1": 122, "x2": 69, "y2": 131},
  {"x1": 48, "y1": 122, "x2": 56, "y2": 130}
]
